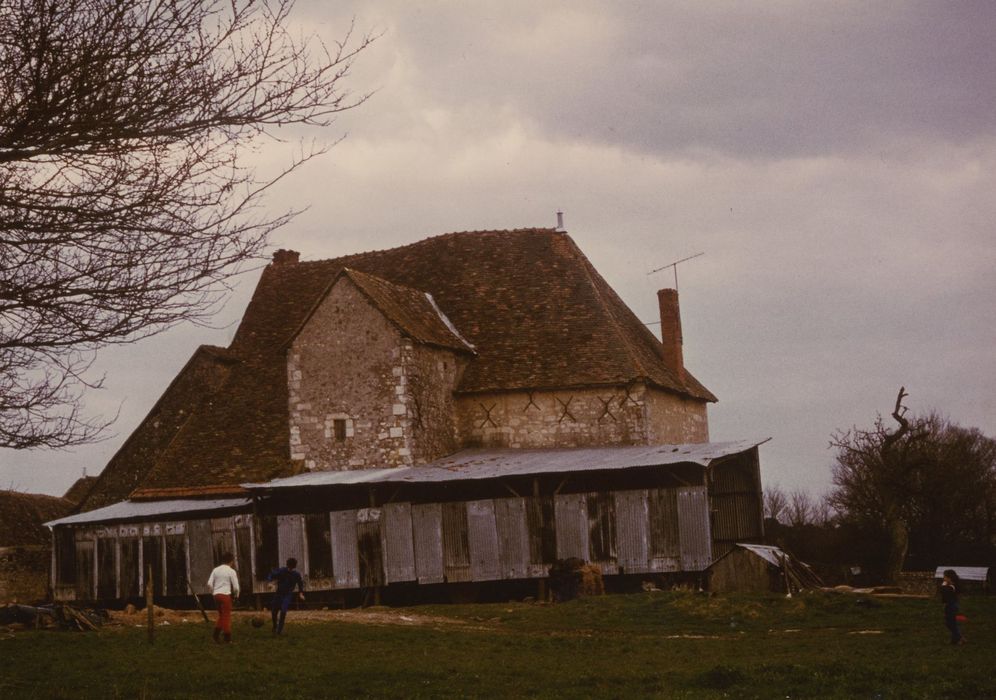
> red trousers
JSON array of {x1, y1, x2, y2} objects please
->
[{"x1": 213, "y1": 594, "x2": 232, "y2": 633}]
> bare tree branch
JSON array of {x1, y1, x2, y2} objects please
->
[{"x1": 0, "y1": 0, "x2": 374, "y2": 448}]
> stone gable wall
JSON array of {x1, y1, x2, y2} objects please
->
[
  {"x1": 287, "y1": 279, "x2": 464, "y2": 470},
  {"x1": 288, "y1": 279, "x2": 413, "y2": 470},
  {"x1": 454, "y1": 383, "x2": 708, "y2": 449}
]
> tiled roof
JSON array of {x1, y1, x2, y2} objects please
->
[
  {"x1": 82, "y1": 229, "x2": 716, "y2": 505},
  {"x1": 289, "y1": 268, "x2": 475, "y2": 353},
  {"x1": 75, "y1": 345, "x2": 237, "y2": 512},
  {"x1": 0, "y1": 490, "x2": 73, "y2": 546}
]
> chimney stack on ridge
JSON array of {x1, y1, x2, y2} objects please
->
[
  {"x1": 272, "y1": 249, "x2": 300, "y2": 265},
  {"x1": 657, "y1": 288, "x2": 684, "y2": 383}
]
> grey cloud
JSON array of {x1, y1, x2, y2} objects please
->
[{"x1": 325, "y1": 1, "x2": 996, "y2": 158}]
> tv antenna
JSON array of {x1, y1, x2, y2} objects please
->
[{"x1": 647, "y1": 252, "x2": 704, "y2": 291}]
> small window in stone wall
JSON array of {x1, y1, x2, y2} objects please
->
[{"x1": 333, "y1": 418, "x2": 347, "y2": 441}]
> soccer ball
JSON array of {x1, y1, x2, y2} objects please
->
[{"x1": 250, "y1": 615, "x2": 265, "y2": 628}]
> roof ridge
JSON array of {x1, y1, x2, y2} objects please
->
[{"x1": 293, "y1": 228, "x2": 561, "y2": 267}]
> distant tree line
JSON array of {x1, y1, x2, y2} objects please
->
[{"x1": 763, "y1": 389, "x2": 996, "y2": 584}]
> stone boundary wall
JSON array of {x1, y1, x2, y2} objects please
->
[
  {"x1": 0, "y1": 546, "x2": 50, "y2": 604},
  {"x1": 897, "y1": 571, "x2": 937, "y2": 596}
]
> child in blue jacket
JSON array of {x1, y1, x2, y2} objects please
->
[{"x1": 267, "y1": 558, "x2": 305, "y2": 635}]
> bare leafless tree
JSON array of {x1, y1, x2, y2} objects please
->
[
  {"x1": 810, "y1": 496, "x2": 834, "y2": 527},
  {"x1": 0, "y1": 0, "x2": 373, "y2": 448},
  {"x1": 763, "y1": 484, "x2": 788, "y2": 524},
  {"x1": 786, "y1": 488, "x2": 815, "y2": 528}
]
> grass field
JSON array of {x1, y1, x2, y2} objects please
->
[{"x1": 2, "y1": 590, "x2": 994, "y2": 698}]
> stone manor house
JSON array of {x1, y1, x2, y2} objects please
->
[{"x1": 49, "y1": 228, "x2": 764, "y2": 604}]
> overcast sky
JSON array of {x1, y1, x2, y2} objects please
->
[{"x1": 3, "y1": 0, "x2": 994, "y2": 500}]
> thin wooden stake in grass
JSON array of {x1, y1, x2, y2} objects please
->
[{"x1": 146, "y1": 564, "x2": 154, "y2": 645}]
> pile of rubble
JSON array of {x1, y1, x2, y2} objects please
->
[{"x1": 0, "y1": 603, "x2": 108, "y2": 631}]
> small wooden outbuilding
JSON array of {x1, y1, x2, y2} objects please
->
[{"x1": 707, "y1": 543, "x2": 821, "y2": 594}]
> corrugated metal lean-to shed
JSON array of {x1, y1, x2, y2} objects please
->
[{"x1": 46, "y1": 441, "x2": 766, "y2": 604}]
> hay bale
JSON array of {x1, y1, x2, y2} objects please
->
[{"x1": 579, "y1": 564, "x2": 604, "y2": 597}]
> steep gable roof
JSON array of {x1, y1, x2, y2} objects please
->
[
  {"x1": 289, "y1": 268, "x2": 475, "y2": 353},
  {"x1": 76, "y1": 345, "x2": 237, "y2": 512},
  {"x1": 84, "y1": 228, "x2": 716, "y2": 503}
]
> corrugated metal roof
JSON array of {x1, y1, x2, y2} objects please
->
[
  {"x1": 934, "y1": 566, "x2": 990, "y2": 582},
  {"x1": 246, "y1": 440, "x2": 766, "y2": 492},
  {"x1": 737, "y1": 543, "x2": 788, "y2": 567},
  {"x1": 45, "y1": 497, "x2": 252, "y2": 528}
]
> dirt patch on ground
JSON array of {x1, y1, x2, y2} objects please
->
[{"x1": 111, "y1": 606, "x2": 469, "y2": 630}]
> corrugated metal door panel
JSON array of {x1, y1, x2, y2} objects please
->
[
  {"x1": 164, "y1": 534, "x2": 188, "y2": 597},
  {"x1": 467, "y1": 499, "x2": 501, "y2": 581},
  {"x1": 442, "y1": 501, "x2": 471, "y2": 582},
  {"x1": 330, "y1": 510, "x2": 360, "y2": 589},
  {"x1": 357, "y1": 509, "x2": 384, "y2": 588},
  {"x1": 96, "y1": 537, "x2": 117, "y2": 600},
  {"x1": 118, "y1": 538, "x2": 140, "y2": 599},
  {"x1": 554, "y1": 493, "x2": 589, "y2": 561},
  {"x1": 187, "y1": 519, "x2": 214, "y2": 595},
  {"x1": 382, "y1": 502, "x2": 416, "y2": 583},
  {"x1": 677, "y1": 486, "x2": 713, "y2": 571},
  {"x1": 614, "y1": 490, "x2": 649, "y2": 574},
  {"x1": 75, "y1": 537, "x2": 95, "y2": 600},
  {"x1": 277, "y1": 514, "x2": 305, "y2": 565},
  {"x1": 412, "y1": 503, "x2": 444, "y2": 584},
  {"x1": 494, "y1": 497, "x2": 530, "y2": 579},
  {"x1": 648, "y1": 488, "x2": 681, "y2": 572},
  {"x1": 233, "y1": 526, "x2": 253, "y2": 601},
  {"x1": 586, "y1": 492, "x2": 617, "y2": 563}
]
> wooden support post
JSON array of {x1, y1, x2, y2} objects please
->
[{"x1": 146, "y1": 563, "x2": 154, "y2": 644}]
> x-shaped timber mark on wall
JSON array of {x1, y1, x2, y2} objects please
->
[
  {"x1": 478, "y1": 402, "x2": 498, "y2": 428},
  {"x1": 522, "y1": 391, "x2": 540, "y2": 412},
  {"x1": 556, "y1": 396, "x2": 576, "y2": 423},
  {"x1": 597, "y1": 396, "x2": 617, "y2": 422},
  {"x1": 619, "y1": 385, "x2": 640, "y2": 410}
]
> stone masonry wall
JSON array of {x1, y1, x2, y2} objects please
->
[
  {"x1": 455, "y1": 383, "x2": 709, "y2": 448},
  {"x1": 407, "y1": 344, "x2": 465, "y2": 463},
  {"x1": 643, "y1": 387, "x2": 709, "y2": 443},
  {"x1": 288, "y1": 279, "x2": 414, "y2": 470},
  {"x1": 0, "y1": 546, "x2": 50, "y2": 603}
]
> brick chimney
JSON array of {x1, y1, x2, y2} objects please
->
[
  {"x1": 657, "y1": 288, "x2": 684, "y2": 382},
  {"x1": 272, "y1": 249, "x2": 300, "y2": 265}
]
